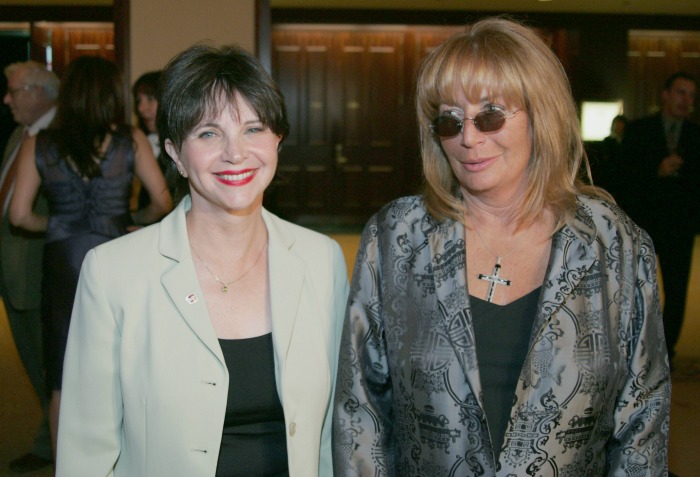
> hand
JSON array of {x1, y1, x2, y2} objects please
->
[{"x1": 658, "y1": 153, "x2": 684, "y2": 177}]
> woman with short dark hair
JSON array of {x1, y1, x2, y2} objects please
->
[{"x1": 55, "y1": 45, "x2": 348, "y2": 477}]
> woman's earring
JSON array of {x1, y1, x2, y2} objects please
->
[{"x1": 178, "y1": 169, "x2": 186, "y2": 177}]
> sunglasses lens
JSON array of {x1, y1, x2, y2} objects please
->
[
  {"x1": 432, "y1": 116, "x2": 462, "y2": 137},
  {"x1": 474, "y1": 110, "x2": 506, "y2": 132}
]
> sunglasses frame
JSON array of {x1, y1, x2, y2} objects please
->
[{"x1": 430, "y1": 107, "x2": 521, "y2": 138}]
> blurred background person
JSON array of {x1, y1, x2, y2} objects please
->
[
  {"x1": 334, "y1": 17, "x2": 669, "y2": 477},
  {"x1": 591, "y1": 114, "x2": 627, "y2": 199},
  {"x1": 1, "y1": 60, "x2": 57, "y2": 474},
  {"x1": 602, "y1": 114, "x2": 627, "y2": 159},
  {"x1": 55, "y1": 44, "x2": 348, "y2": 476},
  {"x1": 621, "y1": 71, "x2": 700, "y2": 368},
  {"x1": 132, "y1": 70, "x2": 167, "y2": 210},
  {"x1": 9, "y1": 55, "x2": 172, "y2": 459},
  {"x1": 133, "y1": 70, "x2": 161, "y2": 157}
]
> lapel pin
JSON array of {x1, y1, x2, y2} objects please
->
[{"x1": 185, "y1": 293, "x2": 198, "y2": 304}]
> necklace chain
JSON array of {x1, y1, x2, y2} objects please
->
[
  {"x1": 471, "y1": 224, "x2": 520, "y2": 261},
  {"x1": 191, "y1": 241, "x2": 267, "y2": 293}
]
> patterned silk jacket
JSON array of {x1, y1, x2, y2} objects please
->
[{"x1": 333, "y1": 195, "x2": 670, "y2": 477}]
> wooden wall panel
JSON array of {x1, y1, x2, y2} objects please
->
[
  {"x1": 271, "y1": 27, "x2": 409, "y2": 224},
  {"x1": 628, "y1": 31, "x2": 700, "y2": 120},
  {"x1": 30, "y1": 23, "x2": 113, "y2": 78}
]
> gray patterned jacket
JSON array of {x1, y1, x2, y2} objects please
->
[{"x1": 333, "y1": 195, "x2": 670, "y2": 477}]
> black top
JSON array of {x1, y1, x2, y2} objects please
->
[
  {"x1": 216, "y1": 333, "x2": 289, "y2": 477},
  {"x1": 470, "y1": 287, "x2": 540, "y2": 461}
]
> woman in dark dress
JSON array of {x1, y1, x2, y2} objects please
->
[{"x1": 9, "y1": 55, "x2": 172, "y2": 459}]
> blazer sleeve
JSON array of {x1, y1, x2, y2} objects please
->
[
  {"x1": 56, "y1": 248, "x2": 121, "y2": 477},
  {"x1": 333, "y1": 216, "x2": 393, "y2": 477},
  {"x1": 607, "y1": 229, "x2": 671, "y2": 476}
]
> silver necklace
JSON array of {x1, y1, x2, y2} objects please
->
[
  {"x1": 191, "y1": 242, "x2": 267, "y2": 293},
  {"x1": 471, "y1": 225, "x2": 518, "y2": 303}
]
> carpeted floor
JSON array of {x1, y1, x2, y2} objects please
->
[{"x1": 673, "y1": 357, "x2": 700, "y2": 382}]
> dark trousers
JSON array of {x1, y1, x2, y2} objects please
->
[{"x1": 653, "y1": 229, "x2": 695, "y2": 360}]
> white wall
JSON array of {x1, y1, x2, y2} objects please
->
[{"x1": 129, "y1": 0, "x2": 256, "y2": 84}]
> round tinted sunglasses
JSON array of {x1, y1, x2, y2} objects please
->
[{"x1": 430, "y1": 108, "x2": 520, "y2": 138}]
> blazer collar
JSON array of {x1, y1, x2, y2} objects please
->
[
  {"x1": 428, "y1": 199, "x2": 599, "y2": 389},
  {"x1": 158, "y1": 197, "x2": 224, "y2": 365},
  {"x1": 535, "y1": 198, "x2": 599, "y2": 329},
  {"x1": 426, "y1": 217, "x2": 480, "y2": 387},
  {"x1": 156, "y1": 198, "x2": 306, "y2": 367},
  {"x1": 262, "y1": 209, "x2": 305, "y2": 362},
  {"x1": 158, "y1": 196, "x2": 192, "y2": 262}
]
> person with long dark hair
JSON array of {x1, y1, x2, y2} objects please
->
[
  {"x1": 132, "y1": 70, "x2": 162, "y2": 147},
  {"x1": 9, "y1": 55, "x2": 172, "y2": 459}
]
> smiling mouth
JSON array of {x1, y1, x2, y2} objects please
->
[
  {"x1": 462, "y1": 157, "x2": 496, "y2": 172},
  {"x1": 216, "y1": 170, "x2": 256, "y2": 181}
]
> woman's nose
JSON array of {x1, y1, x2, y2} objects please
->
[
  {"x1": 460, "y1": 119, "x2": 485, "y2": 147},
  {"x1": 224, "y1": 136, "x2": 245, "y2": 163}
]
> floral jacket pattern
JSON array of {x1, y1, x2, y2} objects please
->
[{"x1": 333, "y1": 195, "x2": 670, "y2": 477}]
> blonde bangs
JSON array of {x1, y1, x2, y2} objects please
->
[
  {"x1": 418, "y1": 33, "x2": 528, "y2": 126},
  {"x1": 418, "y1": 17, "x2": 608, "y2": 228}
]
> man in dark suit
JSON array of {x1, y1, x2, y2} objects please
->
[
  {"x1": 622, "y1": 71, "x2": 700, "y2": 365},
  {"x1": 1, "y1": 60, "x2": 58, "y2": 473}
]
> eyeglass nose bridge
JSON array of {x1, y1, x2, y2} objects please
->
[
  {"x1": 461, "y1": 115, "x2": 486, "y2": 133},
  {"x1": 430, "y1": 113, "x2": 494, "y2": 137},
  {"x1": 438, "y1": 115, "x2": 481, "y2": 135},
  {"x1": 462, "y1": 110, "x2": 510, "y2": 134}
]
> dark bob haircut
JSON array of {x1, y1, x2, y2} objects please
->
[{"x1": 157, "y1": 44, "x2": 290, "y2": 203}]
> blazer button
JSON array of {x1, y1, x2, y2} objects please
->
[{"x1": 289, "y1": 422, "x2": 297, "y2": 437}]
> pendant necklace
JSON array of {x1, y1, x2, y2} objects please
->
[
  {"x1": 191, "y1": 241, "x2": 267, "y2": 293},
  {"x1": 471, "y1": 225, "x2": 518, "y2": 303}
]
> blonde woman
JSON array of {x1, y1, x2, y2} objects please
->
[{"x1": 334, "y1": 17, "x2": 669, "y2": 477}]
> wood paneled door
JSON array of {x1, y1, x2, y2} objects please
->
[{"x1": 270, "y1": 27, "x2": 414, "y2": 227}]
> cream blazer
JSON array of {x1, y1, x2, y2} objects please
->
[{"x1": 56, "y1": 197, "x2": 349, "y2": 477}]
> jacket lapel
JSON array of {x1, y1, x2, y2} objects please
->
[
  {"x1": 428, "y1": 219, "x2": 482, "y2": 395},
  {"x1": 158, "y1": 197, "x2": 225, "y2": 366},
  {"x1": 263, "y1": 210, "x2": 305, "y2": 367},
  {"x1": 428, "y1": 202, "x2": 599, "y2": 400},
  {"x1": 534, "y1": 204, "x2": 598, "y2": 334}
]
